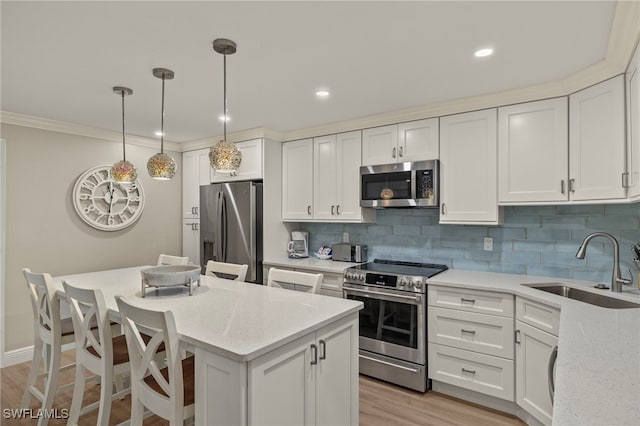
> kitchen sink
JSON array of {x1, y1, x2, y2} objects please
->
[{"x1": 522, "y1": 283, "x2": 640, "y2": 309}]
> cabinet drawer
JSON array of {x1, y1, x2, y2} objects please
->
[
  {"x1": 516, "y1": 297, "x2": 560, "y2": 336},
  {"x1": 428, "y1": 307, "x2": 514, "y2": 359},
  {"x1": 428, "y1": 343, "x2": 514, "y2": 401},
  {"x1": 297, "y1": 269, "x2": 343, "y2": 293},
  {"x1": 428, "y1": 286, "x2": 514, "y2": 317}
]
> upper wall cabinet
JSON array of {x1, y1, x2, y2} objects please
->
[
  {"x1": 362, "y1": 118, "x2": 439, "y2": 166},
  {"x1": 569, "y1": 75, "x2": 626, "y2": 201},
  {"x1": 211, "y1": 138, "x2": 263, "y2": 183},
  {"x1": 498, "y1": 98, "x2": 569, "y2": 203},
  {"x1": 282, "y1": 139, "x2": 314, "y2": 220},
  {"x1": 439, "y1": 109, "x2": 500, "y2": 224},
  {"x1": 183, "y1": 148, "x2": 212, "y2": 219},
  {"x1": 498, "y1": 76, "x2": 626, "y2": 204},
  {"x1": 627, "y1": 43, "x2": 640, "y2": 200}
]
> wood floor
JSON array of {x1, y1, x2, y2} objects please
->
[{"x1": 1, "y1": 351, "x2": 525, "y2": 425}]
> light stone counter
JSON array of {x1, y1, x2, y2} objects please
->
[
  {"x1": 263, "y1": 257, "x2": 364, "y2": 273},
  {"x1": 427, "y1": 269, "x2": 640, "y2": 426}
]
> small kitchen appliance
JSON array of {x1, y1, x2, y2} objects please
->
[
  {"x1": 360, "y1": 159, "x2": 439, "y2": 208},
  {"x1": 287, "y1": 231, "x2": 309, "y2": 258},
  {"x1": 332, "y1": 243, "x2": 368, "y2": 263},
  {"x1": 343, "y1": 259, "x2": 448, "y2": 392}
]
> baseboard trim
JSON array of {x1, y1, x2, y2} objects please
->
[{"x1": 2, "y1": 343, "x2": 74, "y2": 368}]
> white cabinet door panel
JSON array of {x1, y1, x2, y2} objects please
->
[
  {"x1": 211, "y1": 138, "x2": 263, "y2": 182},
  {"x1": 282, "y1": 139, "x2": 314, "y2": 220},
  {"x1": 398, "y1": 118, "x2": 439, "y2": 161},
  {"x1": 362, "y1": 125, "x2": 398, "y2": 166},
  {"x1": 336, "y1": 131, "x2": 363, "y2": 220},
  {"x1": 498, "y1": 98, "x2": 568, "y2": 203},
  {"x1": 182, "y1": 219, "x2": 199, "y2": 265},
  {"x1": 628, "y1": 44, "x2": 640, "y2": 199},
  {"x1": 439, "y1": 109, "x2": 499, "y2": 224},
  {"x1": 313, "y1": 135, "x2": 338, "y2": 220},
  {"x1": 569, "y1": 76, "x2": 626, "y2": 201}
]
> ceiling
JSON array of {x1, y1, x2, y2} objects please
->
[{"x1": 1, "y1": 1, "x2": 619, "y2": 143}]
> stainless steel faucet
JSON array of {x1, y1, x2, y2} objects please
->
[{"x1": 575, "y1": 232, "x2": 632, "y2": 292}]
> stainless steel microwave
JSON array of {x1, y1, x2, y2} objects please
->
[{"x1": 360, "y1": 160, "x2": 439, "y2": 208}]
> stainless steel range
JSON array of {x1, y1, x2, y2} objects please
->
[{"x1": 343, "y1": 259, "x2": 448, "y2": 392}]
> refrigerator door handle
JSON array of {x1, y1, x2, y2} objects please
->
[
  {"x1": 216, "y1": 191, "x2": 223, "y2": 262},
  {"x1": 221, "y1": 191, "x2": 228, "y2": 262}
]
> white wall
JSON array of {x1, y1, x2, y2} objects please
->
[{"x1": 1, "y1": 124, "x2": 182, "y2": 353}]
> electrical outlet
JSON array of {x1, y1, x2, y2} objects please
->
[
  {"x1": 343, "y1": 232, "x2": 349, "y2": 242},
  {"x1": 484, "y1": 237, "x2": 493, "y2": 251}
]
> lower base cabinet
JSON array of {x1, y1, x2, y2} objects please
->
[
  {"x1": 195, "y1": 314, "x2": 359, "y2": 425},
  {"x1": 183, "y1": 219, "x2": 199, "y2": 264},
  {"x1": 515, "y1": 320, "x2": 557, "y2": 426}
]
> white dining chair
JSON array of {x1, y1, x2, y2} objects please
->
[
  {"x1": 116, "y1": 296, "x2": 195, "y2": 426},
  {"x1": 21, "y1": 268, "x2": 77, "y2": 426},
  {"x1": 266, "y1": 268, "x2": 323, "y2": 294},
  {"x1": 63, "y1": 281, "x2": 133, "y2": 425},
  {"x1": 204, "y1": 260, "x2": 249, "y2": 281},
  {"x1": 157, "y1": 254, "x2": 189, "y2": 266}
]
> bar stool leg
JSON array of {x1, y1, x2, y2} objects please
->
[
  {"x1": 21, "y1": 337, "x2": 44, "y2": 408},
  {"x1": 37, "y1": 341, "x2": 61, "y2": 426}
]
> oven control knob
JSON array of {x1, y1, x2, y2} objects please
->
[
  {"x1": 347, "y1": 273, "x2": 354, "y2": 280},
  {"x1": 358, "y1": 274, "x2": 365, "y2": 281},
  {"x1": 408, "y1": 280, "x2": 414, "y2": 288},
  {"x1": 415, "y1": 280, "x2": 423, "y2": 289},
  {"x1": 399, "y1": 279, "x2": 406, "y2": 287}
]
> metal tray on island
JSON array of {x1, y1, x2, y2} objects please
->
[{"x1": 141, "y1": 265, "x2": 201, "y2": 297}]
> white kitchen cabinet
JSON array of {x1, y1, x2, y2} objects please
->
[
  {"x1": 439, "y1": 109, "x2": 500, "y2": 224},
  {"x1": 515, "y1": 296, "x2": 560, "y2": 426},
  {"x1": 362, "y1": 118, "x2": 439, "y2": 166},
  {"x1": 498, "y1": 98, "x2": 569, "y2": 203},
  {"x1": 263, "y1": 264, "x2": 345, "y2": 298},
  {"x1": 569, "y1": 75, "x2": 626, "y2": 201},
  {"x1": 249, "y1": 315, "x2": 358, "y2": 426},
  {"x1": 282, "y1": 139, "x2": 314, "y2": 220},
  {"x1": 313, "y1": 131, "x2": 366, "y2": 221},
  {"x1": 211, "y1": 138, "x2": 263, "y2": 183},
  {"x1": 428, "y1": 285, "x2": 515, "y2": 401},
  {"x1": 182, "y1": 219, "x2": 200, "y2": 265},
  {"x1": 182, "y1": 148, "x2": 212, "y2": 218},
  {"x1": 627, "y1": 42, "x2": 640, "y2": 199}
]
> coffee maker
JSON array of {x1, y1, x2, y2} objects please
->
[{"x1": 287, "y1": 231, "x2": 309, "y2": 258}]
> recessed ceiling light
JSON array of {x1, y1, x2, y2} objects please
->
[
  {"x1": 474, "y1": 48, "x2": 494, "y2": 58},
  {"x1": 154, "y1": 131, "x2": 165, "y2": 137},
  {"x1": 218, "y1": 114, "x2": 230, "y2": 122},
  {"x1": 316, "y1": 90, "x2": 330, "y2": 98}
]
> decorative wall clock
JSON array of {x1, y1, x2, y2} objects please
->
[{"x1": 72, "y1": 165, "x2": 145, "y2": 231}]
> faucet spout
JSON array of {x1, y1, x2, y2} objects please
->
[{"x1": 575, "y1": 232, "x2": 631, "y2": 292}]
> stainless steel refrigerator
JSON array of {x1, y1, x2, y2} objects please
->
[{"x1": 200, "y1": 181, "x2": 263, "y2": 283}]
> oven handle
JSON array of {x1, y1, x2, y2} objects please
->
[
  {"x1": 343, "y1": 287, "x2": 422, "y2": 304},
  {"x1": 359, "y1": 354, "x2": 420, "y2": 374}
]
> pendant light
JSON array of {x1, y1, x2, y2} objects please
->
[
  {"x1": 147, "y1": 68, "x2": 177, "y2": 180},
  {"x1": 111, "y1": 86, "x2": 137, "y2": 182},
  {"x1": 209, "y1": 38, "x2": 242, "y2": 173}
]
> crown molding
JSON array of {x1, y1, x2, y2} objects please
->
[
  {"x1": 0, "y1": 111, "x2": 181, "y2": 152},
  {"x1": 180, "y1": 127, "x2": 285, "y2": 152}
]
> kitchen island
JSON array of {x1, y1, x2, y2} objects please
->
[
  {"x1": 427, "y1": 270, "x2": 640, "y2": 426},
  {"x1": 54, "y1": 266, "x2": 362, "y2": 425}
]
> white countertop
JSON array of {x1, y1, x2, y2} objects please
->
[
  {"x1": 427, "y1": 269, "x2": 640, "y2": 426},
  {"x1": 263, "y1": 257, "x2": 364, "y2": 273},
  {"x1": 54, "y1": 266, "x2": 362, "y2": 362}
]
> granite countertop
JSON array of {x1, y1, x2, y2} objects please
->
[
  {"x1": 427, "y1": 269, "x2": 640, "y2": 426},
  {"x1": 263, "y1": 257, "x2": 364, "y2": 273},
  {"x1": 54, "y1": 267, "x2": 362, "y2": 362}
]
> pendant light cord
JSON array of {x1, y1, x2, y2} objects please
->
[
  {"x1": 121, "y1": 90, "x2": 126, "y2": 162},
  {"x1": 160, "y1": 73, "x2": 166, "y2": 154},
  {"x1": 223, "y1": 53, "x2": 227, "y2": 141}
]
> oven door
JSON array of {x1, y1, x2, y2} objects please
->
[{"x1": 343, "y1": 285, "x2": 425, "y2": 364}]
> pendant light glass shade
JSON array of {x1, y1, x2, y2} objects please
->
[
  {"x1": 111, "y1": 86, "x2": 137, "y2": 183},
  {"x1": 210, "y1": 38, "x2": 242, "y2": 173},
  {"x1": 148, "y1": 68, "x2": 177, "y2": 180}
]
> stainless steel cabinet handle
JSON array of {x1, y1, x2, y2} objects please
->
[
  {"x1": 336, "y1": 205, "x2": 341, "y2": 215},
  {"x1": 399, "y1": 146, "x2": 404, "y2": 157},
  {"x1": 192, "y1": 223, "x2": 196, "y2": 231},
  {"x1": 548, "y1": 345, "x2": 558, "y2": 404},
  {"x1": 319, "y1": 339, "x2": 326, "y2": 360},
  {"x1": 515, "y1": 329, "x2": 521, "y2": 344},
  {"x1": 194, "y1": 223, "x2": 199, "y2": 231},
  {"x1": 331, "y1": 205, "x2": 335, "y2": 215},
  {"x1": 622, "y1": 172, "x2": 630, "y2": 188},
  {"x1": 191, "y1": 207, "x2": 195, "y2": 215},
  {"x1": 460, "y1": 297, "x2": 475, "y2": 304},
  {"x1": 195, "y1": 207, "x2": 198, "y2": 215},
  {"x1": 461, "y1": 368, "x2": 476, "y2": 375},
  {"x1": 310, "y1": 344, "x2": 318, "y2": 365},
  {"x1": 461, "y1": 329, "x2": 476, "y2": 335},
  {"x1": 561, "y1": 180, "x2": 565, "y2": 195},
  {"x1": 569, "y1": 178, "x2": 576, "y2": 193},
  {"x1": 441, "y1": 203, "x2": 446, "y2": 215},
  {"x1": 392, "y1": 147, "x2": 397, "y2": 158},
  {"x1": 307, "y1": 205, "x2": 312, "y2": 215}
]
